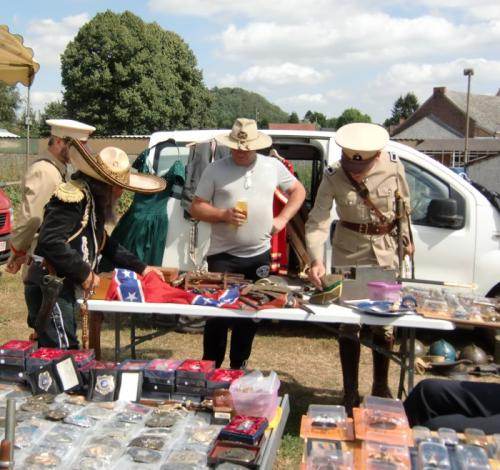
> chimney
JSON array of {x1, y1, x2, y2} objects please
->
[{"x1": 433, "y1": 87, "x2": 447, "y2": 97}]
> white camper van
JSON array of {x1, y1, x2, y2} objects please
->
[{"x1": 146, "y1": 129, "x2": 500, "y2": 298}]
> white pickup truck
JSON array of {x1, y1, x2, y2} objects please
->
[{"x1": 147, "y1": 129, "x2": 500, "y2": 298}]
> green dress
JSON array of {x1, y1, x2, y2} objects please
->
[{"x1": 102, "y1": 158, "x2": 185, "y2": 269}]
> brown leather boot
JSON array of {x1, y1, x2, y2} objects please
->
[
  {"x1": 371, "y1": 334, "x2": 394, "y2": 398},
  {"x1": 339, "y1": 337, "x2": 361, "y2": 416}
]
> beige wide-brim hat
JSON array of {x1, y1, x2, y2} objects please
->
[
  {"x1": 335, "y1": 123, "x2": 389, "y2": 160},
  {"x1": 215, "y1": 117, "x2": 272, "y2": 151},
  {"x1": 68, "y1": 139, "x2": 166, "y2": 194},
  {"x1": 46, "y1": 119, "x2": 96, "y2": 142}
]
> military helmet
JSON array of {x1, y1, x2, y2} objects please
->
[
  {"x1": 459, "y1": 344, "x2": 488, "y2": 365},
  {"x1": 429, "y1": 339, "x2": 456, "y2": 363}
]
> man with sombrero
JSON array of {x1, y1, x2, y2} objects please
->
[
  {"x1": 305, "y1": 122, "x2": 413, "y2": 413},
  {"x1": 32, "y1": 141, "x2": 166, "y2": 349},
  {"x1": 191, "y1": 117, "x2": 306, "y2": 369}
]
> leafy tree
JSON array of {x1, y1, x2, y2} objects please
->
[
  {"x1": 304, "y1": 110, "x2": 327, "y2": 128},
  {"x1": 0, "y1": 82, "x2": 20, "y2": 129},
  {"x1": 61, "y1": 10, "x2": 213, "y2": 134},
  {"x1": 39, "y1": 101, "x2": 68, "y2": 136},
  {"x1": 209, "y1": 87, "x2": 288, "y2": 128},
  {"x1": 324, "y1": 117, "x2": 337, "y2": 129},
  {"x1": 288, "y1": 112, "x2": 299, "y2": 123},
  {"x1": 16, "y1": 108, "x2": 41, "y2": 138},
  {"x1": 336, "y1": 108, "x2": 372, "y2": 128},
  {"x1": 384, "y1": 92, "x2": 419, "y2": 127}
]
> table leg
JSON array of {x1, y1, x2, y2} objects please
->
[
  {"x1": 114, "y1": 313, "x2": 121, "y2": 362},
  {"x1": 131, "y1": 315, "x2": 136, "y2": 359},
  {"x1": 89, "y1": 311, "x2": 103, "y2": 360},
  {"x1": 407, "y1": 328, "x2": 416, "y2": 392},
  {"x1": 397, "y1": 328, "x2": 408, "y2": 399}
]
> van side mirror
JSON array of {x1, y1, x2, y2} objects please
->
[{"x1": 426, "y1": 198, "x2": 464, "y2": 228}]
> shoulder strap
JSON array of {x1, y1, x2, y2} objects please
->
[
  {"x1": 35, "y1": 157, "x2": 66, "y2": 179},
  {"x1": 342, "y1": 168, "x2": 387, "y2": 222}
]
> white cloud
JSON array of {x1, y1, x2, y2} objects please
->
[
  {"x1": 26, "y1": 13, "x2": 89, "y2": 66},
  {"x1": 275, "y1": 93, "x2": 325, "y2": 108},
  {"x1": 218, "y1": 63, "x2": 325, "y2": 87},
  {"x1": 28, "y1": 91, "x2": 63, "y2": 113}
]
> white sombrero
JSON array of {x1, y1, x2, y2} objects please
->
[
  {"x1": 335, "y1": 123, "x2": 389, "y2": 161},
  {"x1": 68, "y1": 139, "x2": 166, "y2": 194},
  {"x1": 215, "y1": 118, "x2": 272, "y2": 151}
]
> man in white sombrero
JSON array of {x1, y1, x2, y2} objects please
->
[
  {"x1": 33, "y1": 141, "x2": 166, "y2": 349},
  {"x1": 305, "y1": 122, "x2": 413, "y2": 414},
  {"x1": 191, "y1": 117, "x2": 306, "y2": 369}
]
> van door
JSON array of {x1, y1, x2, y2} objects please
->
[{"x1": 398, "y1": 155, "x2": 476, "y2": 287}]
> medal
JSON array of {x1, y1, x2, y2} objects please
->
[{"x1": 95, "y1": 374, "x2": 115, "y2": 395}]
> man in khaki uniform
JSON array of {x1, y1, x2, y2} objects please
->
[
  {"x1": 305, "y1": 122, "x2": 412, "y2": 414},
  {"x1": 6, "y1": 119, "x2": 95, "y2": 331}
]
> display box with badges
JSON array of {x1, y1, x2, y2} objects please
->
[
  {"x1": 0, "y1": 339, "x2": 36, "y2": 357},
  {"x1": 118, "y1": 359, "x2": 149, "y2": 371},
  {"x1": 143, "y1": 358, "x2": 180, "y2": 385},
  {"x1": 141, "y1": 382, "x2": 173, "y2": 398},
  {"x1": 26, "y1": 347, "x2": 68, "y2": 373},
  {"x1": 208, "y1": 440, "x2": 262, "y2": 468},
  {"x1": 28, "y1": 362, "x2": 61, "y2": 395},
  {"x1": 207, "y1": 369, "x2": 246, "y2": 391},
  {"x1": 79, "y1": 360, "x2": 117, "y2": 386},
  {"x1": 0, "y1": 355, "x2": 26, "y2": 367},
  {"x1": 176, "y1": 359, "x2": 215, "y2": 380},
  {"x1": 52, "y1": 354, "x2": 83, "y2": 393},
  {"x1": 175, "y1": 376, "x2": 207, "y2": 396},
  {"x1": 88, "y1": 368, "x2": 119, "y2": 402},
  {"x1": 219, "y1": 415, "x2": 268, "y2": 446},
  {"x1": 0, "y1": 364, "x2": 26, "y2": 383},
  {"x1": 65, "y1": 349, "x2": 95, "y2": 368}
]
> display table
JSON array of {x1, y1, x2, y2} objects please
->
[{"x1": 84, "y1": 300, "x2": 454, "y2": 397}]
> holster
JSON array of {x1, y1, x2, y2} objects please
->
[
  {"x1": 34, "y1": 274, "x2": 64, "y2": 335},
  {"x1": 24, "y1": 261, "x2": 46, "y2": 285}
]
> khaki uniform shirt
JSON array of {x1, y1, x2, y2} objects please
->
[
  {"x1": 305, "y1": 152, "x2": 411, "y2": 269},
  {"x1": 11, "y1": 157, "x2": 67, "y2": 255}
]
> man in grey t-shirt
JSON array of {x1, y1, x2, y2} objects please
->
[{"x1": 191, "y1": 118, "x2": 306, "y2": 368}]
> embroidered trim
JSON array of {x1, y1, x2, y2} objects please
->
[{"x1": 54, "y1": 181, "x2": 85, "y2": 203}]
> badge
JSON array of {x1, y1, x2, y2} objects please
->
[
  {"x1": 95, "y1": 374, "x2": 115, "y2": 395},
  {"x1": 38, "y1": 371, "x2": 53, "y2": 392}
]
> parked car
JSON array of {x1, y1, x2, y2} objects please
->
[
  {"x1": 0, "y1": 184, "x2": 12, "y2": 265},
  {"x1": 144, "y1": 129, "x2": 500, "y2": 298}
]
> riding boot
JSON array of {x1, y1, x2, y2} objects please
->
[
  {"x1": 339, "y1": 337, "x2": 361, "y2": 416},
  {"x1": 371, "y1": 334, "x2": 394, "y2": 398}
]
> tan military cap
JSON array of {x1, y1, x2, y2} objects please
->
[
  {"x1": 46, "y1": 119, "x2": 96, "y2": 142},
  {"x1": 335, "y1": 123, "x2": 389, "y2": 161}
]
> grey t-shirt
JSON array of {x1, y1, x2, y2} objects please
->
[{"x1": 195, "y1": 154, "x2": 297, "y2": 257}]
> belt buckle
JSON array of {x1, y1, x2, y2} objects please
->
[{"x1": 359, "y1": 223, "x2": 369, "y2": 234}]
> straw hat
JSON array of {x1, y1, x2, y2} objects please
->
[
  {"x1": 46, "y1": 119, "x2": 96, "y2": 142},
  {"x1": 68, "y1": 139, "x2": 166, "y2": 193},
  {"x1": 215, "y1": 118, "x2": 272, "y2": 151},
  {"x1": 335, "y1": 123, "x2": 389, "y2": 160}
]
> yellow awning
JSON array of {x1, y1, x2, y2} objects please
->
[{"x1": 0, "y1": 24, "x2": 40, "y2": 87}]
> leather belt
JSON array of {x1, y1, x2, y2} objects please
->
[{"x1": 341, "y1": 220, "x2": 395, "y2": 235}]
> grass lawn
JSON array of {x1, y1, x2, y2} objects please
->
[{"x1": 0, "y1": 266, "x2": 495, "y2": 468}]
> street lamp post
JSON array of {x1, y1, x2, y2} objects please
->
[{"x1": 463, "y1": 68, "x2": 474, "y2": 165}]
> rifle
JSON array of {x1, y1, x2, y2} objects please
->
[
  {"x1": 35, "y1": 273, "x2": 64, "y2": 335},
  {"x1": 395, "y1": 190, "x2": 405, "y2": 278}
]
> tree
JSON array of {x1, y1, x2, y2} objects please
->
[
  {"x1": 304, "y1": 110, "x2": 327, "y2": 128},
  {"x1": 288, "y1": 112, "x2": 299, "y2": 123},
  {"x1": 61, "y1": 10, "x2": 214, "y2": 135},
  {"x1": 0, "y1": 82, "x2": 20, "y2": 129},
  {"x1": 209, "y1": 87, "x2": 288, "y2": 128},
  {"x1": 336, "y1": 108, "x2": 372, "y2": 128},
  {"x1": 384, "y1": 92, "x2": 419, "y2": 127},
  {"x1": 39, "y1": 101, "x2": 68, "y2": 136}
]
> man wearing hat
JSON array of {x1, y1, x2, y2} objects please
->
[
  {"x1": 6, "y1": 120, "x2": 95, "y2": 337},
  {"x1": 191, "y1": 118, "x2": 306, "y2": 369},
  {"x1": 32, "y1": 141, "x2": 166, "y2": 349},
  {"x1": 305, "y1": 122, "x2": 413, "y2": 413}
]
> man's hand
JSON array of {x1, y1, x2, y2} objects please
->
[
  {"x1": 82, "y1": 271, "x2": 100, "y2": 294},
  {"x1": 271, "y1": 215, "x2": 288, "y2": 234},
  {"x1": 223, "y1": 207, "x2": 247, "y2": 227},
  {"x1": 142, "y1": 266, "x2": 165, "y2": 281},
  {"x1": 405, "y1": 242, "x2": 415, "y2": 256},
  {"x1": 5, "y1": 253, "x2": 27, "y2": 274},
  {"x1": 309, "y1": 259, "x2": 326, "y2": 290}
]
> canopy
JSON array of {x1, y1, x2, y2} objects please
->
[{"x1": 0, "y1": 24, "x2": 39, "y2": 86}]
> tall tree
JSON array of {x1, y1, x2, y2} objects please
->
[
  {"x1": 384, "y1": 92, "x2": 419, "y2": 127},
  {"x1": 304, "y1": 110, "x2": 327, "y2": 128},
  {"x1": 288, "y1": 112, "x2": 299, "y2": 123},
  {"x1": 336, "y1": 108, "x2": 372, "y2": 128},
  {"x1": 61, "y1": 10, "x2": 213, "y2": 134},
  {"x1": 209, "y1": 87, "x2": 288, "y2": 128},
  {"x1": 0, "y1": 82, "x2": 20, "y2": 129}
]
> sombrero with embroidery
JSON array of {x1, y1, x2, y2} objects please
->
[
  {"x1": 68, "y1": 139, "x2": 166, "y2": 193},
  {"x1": 215, "y1": 118, "x2": 272, "y2": 151},
  {"x1": 335, "y1": 123, "x2": 389, "y2": 161}
]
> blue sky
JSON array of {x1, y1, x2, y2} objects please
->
[{"x1": 4, "y1": 0, "x2": 500, "y2": 125}]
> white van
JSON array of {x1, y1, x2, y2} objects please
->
[{"x1": 147, "y1": 129, "x2": 500, "y2": 298}]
